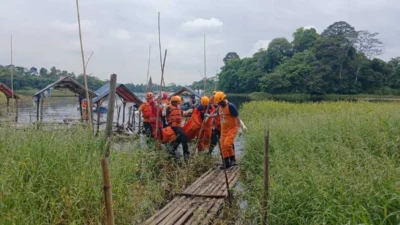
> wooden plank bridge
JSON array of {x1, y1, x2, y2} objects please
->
[{"x1": 143, "y1": 166, "x2": 240, "y2": 225}]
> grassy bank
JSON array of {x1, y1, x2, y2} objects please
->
[
  {"x1": 240, "y1": 101, "x2": 400, "y2": 224},
  {"x1": 0, "y1": 127, "x2": 212, "y2": 224},
  {"x1": 249, "y1": 92, "x2": 400, "y2": 102}
]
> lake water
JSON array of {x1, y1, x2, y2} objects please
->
[{"x1": 0, "y1": 93, "x2": 251, "y2": 125}]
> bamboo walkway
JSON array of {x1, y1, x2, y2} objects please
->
[{"x1": 143, "y1": 166, "x2": 240, "y2": 225}]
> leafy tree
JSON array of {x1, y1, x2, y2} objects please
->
[
  {"x1": 265, "y1": 38, "x2": 293, "y2": 72},
  {"x1": 292, "y1": 27, "x2": 319, "y2": 53},
  {"x1": 39, "y1": 68, "x2": 48, "y2": 77},
  {"x1": 223, "y1": 52, "x2": 240, "y2": 64},
  {"x1": 30, "y1": 67, "x2": 38, "y2": 76}
]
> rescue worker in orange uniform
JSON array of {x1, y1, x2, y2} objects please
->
[
  {"x1": 138, "y1": 92, "x2": 162, "y2": 140},
  {"x1": 165, "y1": 96, "x2": 190, "y2": 160},
  {"x1": 207, "y1": 92, "x2": 239, "y2": 169},
  {"x1": 183, "y1": 96, "x2": 215, "y2": 151}
]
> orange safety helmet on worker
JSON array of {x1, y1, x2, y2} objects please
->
[
  {"x1": 167, "y1": 96, "x2": 183, "y2": 127},
  {"x1": 214, "y1": 91, "x2": 239, "y2": 168},
  {"x1": 163, "y1": 95, "x2": 190, "y2": 159},
  {"x1": 139, "y1": 92, "x2": 162, "y2": 139}
]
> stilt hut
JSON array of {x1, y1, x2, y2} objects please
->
[
  {"x1": 32, "y1": 76, "x2": 96, "y2": 124},
  {"x1": 83, "y1": 83, "x2": 143, "y2": 133},
  {"x1": 0, "y1": 83, "x2": 20, "y2": 122},
  {"x1": 169, "y1": 86, "x2": 202, "y2": 110}
]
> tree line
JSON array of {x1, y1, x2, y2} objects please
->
[
  {"x1": 216, "y1": 21, "x2": 400, "y2": 95},
  {"x1": 0, "y1": 65, "x2": 183, "y2": 94}
]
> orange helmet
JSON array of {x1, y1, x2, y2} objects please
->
[
  {"x1": 214, "y1": 91, "x2": 226, "y2": 103},
  {"x1": 171, "y1": 96, "x2": 181, "y2": 103},
  {"x1": 201, "y1": 96, "x2": 210, "y2": 105},
  {"x1": 146, "y1": 92, "x2": 154, "y2": 100}
]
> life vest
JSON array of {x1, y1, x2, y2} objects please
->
[
  {"x1": 142, "y1": 101, "x2": 159, "y2": 123},
  {"x1": 161, "y1": 126, "x2": 177, "y2": 144},
  {"x1": 218, "y1": 101, "x2": 238, "y2": 131},
  {"x1": 167, "y1": 105, "x2": 182, "y2": 127}
]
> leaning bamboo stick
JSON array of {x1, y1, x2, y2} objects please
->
[{"x1": 75, "y1": 0, "x2": 93, "y2": 131}]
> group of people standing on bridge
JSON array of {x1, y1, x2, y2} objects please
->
[{"x1": 138, "y1": 90, "x2": 244, "y2": 169}]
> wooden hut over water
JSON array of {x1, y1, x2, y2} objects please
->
[
  {"x1": 32, "y1": 76, "x2": 96, "y2": 123},
  {"x1": 0, "y1": 83, "x2": 20, "y2": 122},
  {"x1": 83, "y1": 83, "x2": 143, "y2": 133}
]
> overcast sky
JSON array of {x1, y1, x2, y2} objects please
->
[{"x1": 1, "y1": 0, "x2": 399, "y2": 85}]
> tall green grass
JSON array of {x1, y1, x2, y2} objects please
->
[
  {"x1": 240, "y1": 101, "x2": 400, "y2": 224},
  {"x1": 249, "y1": 92, "x2": 400, "y2": 102},
  {"x1": 0, "y1": 127, "x2": 212, "y2": 224}
]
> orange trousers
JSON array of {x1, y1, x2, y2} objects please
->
[{"x1": 220, "y1": 127, "x2": 238, "y2": 158}]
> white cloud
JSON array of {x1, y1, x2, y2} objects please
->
[
  {"x1": 249, "y1": 40, "x2": 271, "y2": 56},
  {"x1": 109, "y1": 28, "x2": 132, "y2": 41},
  {"x1": 49, "y1": 20, "x2": 93, "y2": 33},
  {"x1": 181, "y1": 17, "x2": 223, "y2": 34}
]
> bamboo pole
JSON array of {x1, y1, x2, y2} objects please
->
[
  {"x1": 101, "y1": 157, "x2": 115, "y2": 225},
  {"x1": 262, "y1": 129, "x2": 270, "y2": 225},
  {"x1": 203, "y1": 34, "x2": 206, "y2": 96},
  {"x1": 215, "y1": 54, "x2": 219, "y2": 90},
  {"x1": 155, "y1": 49, "x2": 167, "y2": 141},
  {"x1": 10, "y1": 35, "x2": 15, "y2": 115},
  {"x1": 75, "y1": 0, "x2": 93, "y2": 131},
  {"x1": 216, "y1": 134, "x2": 232, "y2": 205},
  {"x1": 146, "y1": 46, "x2": 151, "y2": 92},
  {"x1": 104, "y1": 74, "x2": 117, "y2": 144}
]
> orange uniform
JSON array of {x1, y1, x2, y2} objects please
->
[{"x1": 218, "y1": 100, "x2": 239, "y2": 159}]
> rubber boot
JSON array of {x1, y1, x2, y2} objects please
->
[
  {"x1": 219, "y1": 157, "x2": 232, "y2": 170},
  {"x1": 229, "y1": 156, "x2": 237, "y2": 166}
]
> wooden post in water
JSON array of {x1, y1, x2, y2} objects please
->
[
  {"x1": 15, "y1": 98, "x2": 18, "y2": 122},
  {"x1": 96, "y1": 103, "x2": 101, "y2": 136},
  {"x1": 40, "y1": 94, "x2": 44, "y2": 122},
  {"x1": 128, "y1": 106, "x2": 132, "y2": 127},
  {"x1": 262, "y1": 129, "x2": 270, "y2": 225},
  {"x1": 78, "y1": 97, "x2": 83, "y2": 120},
  {"x1": 104, "y1": 74, "x2": 117, "y2": 143},
  {"x1": 101, "y1": 157, "x2": 115, "y2": 225},
  {"x1": 122, "y1": 102, "x2": 126, "y2": 125},
  {"x1": 138, "y1": 111, "x2": 142, "y2": 134},
  {"x1": 6, "y1": 98, "x2": 9, "y2": 115},
  {"x1": 36, "y1": 96, "x2": 40, "y2": 122}
]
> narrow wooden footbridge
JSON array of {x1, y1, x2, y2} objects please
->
[{"x1": 143, "y1": 166, "x2": 240, "y2": 225}]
